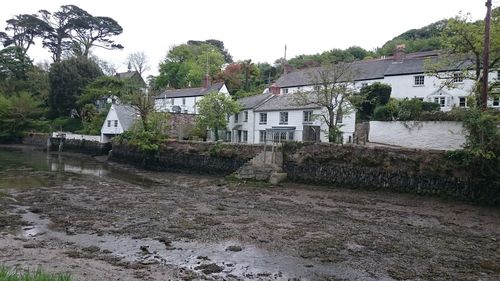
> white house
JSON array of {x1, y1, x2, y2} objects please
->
[
  {"x1": 154, "y1": 80, "x2": 229, "y2": 114},
  {"x1": 101, "y1": 104, "x2": 138, "y2": 143},
  {"x1": 227, "y1": 90, "x2": 356, "y2": 144},
  {"x1": 276, "y1": 49, "x2": 500, "y2": 111}
]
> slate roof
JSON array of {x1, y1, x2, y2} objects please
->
[
  {"x1": 115, "y1": 71, "x2": 138, "y2": 79},
  {"x1": 156, "y1": 82, "x2": 225, "y2": 99},
  {"x1": 237, "y1": 93, "x2": 272, "y2": 109},
  {"x1": 254, "y1": 93, "x2": 321, "y2": 112},
  {"x1": 276, "y1": 51, "x2": 473, "y2": 87},
  {"x1": 114, "y1": 104, "x2": 138, "y2": 131}
]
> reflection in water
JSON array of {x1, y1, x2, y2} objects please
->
[{"x1": 47, "y1": 153, "x2": 108, "y2": 177}]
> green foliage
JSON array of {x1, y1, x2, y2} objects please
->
[
  {"x1": 287, "y1": 46, "x2": 374, "y2": 69},
  {"x1": 373, "y1": 98, "x2": 443, "y2": 121},
  {"x1": 155, "y1": 43, "x2": 225, "y2": 89},
  {"x1": 328, "y1": 125, "x2": 344, "y2": 144},
  {"x1": 51, "y1": 117, "x2": 83, "y2": 132},
  {"x1": 218, "y1": 60, "x2": 262, "y2": 94},
  {"x1": 208, "y1": 141, "x2": 227, "y2": 157},
  {"x1": 77, "y1": 106, "x2": 107, "y2": 135},
  {"x1": 77, "y1": 76, "x2": 136, "y2": 107},
  {"x1": 195, "y1": 91, "x2": 240, "y2": 141},
  {"x1": 0, "y1": 265, "x2": 71, "y2": 281},
  {"x1": 114, "y1": 112, "x2": 170, "y2": 153},
  {"x1": 448, "y1": 109, "x2": 500, "y2": 191},
  {"x1": 357, "y1": 82, "x2": 392, "y2": 120},
  {"x1": 48, "y1": 56, "x2": 103, "y2": 118},
  {"x1": 0, "y1": 92, "x2": 43, "y2": 141}
]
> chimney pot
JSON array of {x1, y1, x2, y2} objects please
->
[
  {"x1": 394, "y1": 44, "x2": 406, "y2": 61},
  {"x1": 203, "y1": 74, "x2": 211, "y2": 88}
]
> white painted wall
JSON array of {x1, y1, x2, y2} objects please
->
[
  {"x1": 369, "y1": 121, "x2": 465, "y2": 150},
  {"x1": 101, "y1": 105, "x2": 127, "y2": 143},
  {"x1": 155, "y1": 85, "x2": 230, "y2": 114},
  {"x1": 227, "y1": 107, "x2": 356, "y2": 144},
  {"x1": 52, "y1": 132, "x2": 101, "y2": 142}
]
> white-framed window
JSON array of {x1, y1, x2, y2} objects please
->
[
  {"x1": 303, "y1": 111, "x2": 313, "y2": 123},
  {"x1": 279, "y1": 112, "x2": 288, "y2": 125},
  {"x1": 259, "y1": 131, "x2": 267, "y2": 143},
  {"x1": 259, "y1": 113, "x2": 267, "y2": 124},
  {"x1": 459, "y1": 97, "x2": 467, "y2": 107},
  {"x1": 234, "y1": 113, "x2": 239, "y2": 123},
  {"x1": 493, "y1": 97, "x2": 500, "y2": 107},
  {"x1": 244, "y1": 111, "x2": 248, "y2": 122},
  {"x1": 434, "y1": 96, "x2": 446, "y2": 107},
  {"x1": 242, "y1": 130, "x2": 248, "y2": 142},
  {"x1": 361, "y1": 82, "x2": 368, "y2": 88},
  {"x1": 171, "y1": 98, "x2": 174, "y2": 105},
  {"x1": 182, "y1": 98, "x2": 186, "y2": 105},
  {"x1": 283, "y1": 88, "x2": 289, "y2": 94},
  {"x1": 453, "y1": 72, "x2": 464, "y2": 83},
  {"x1": 114, "y1": 120, "x2": 118, "y2": 127},
  {"x1": 288, "y1": 131, "x2": 294, "y2": 141},
  {"x1": 336, "y1": 110, "x2": 343, "y2": 123},
  {"x1": 414, "y1": 75, "x2": 425, "y2": 86},
  {"x1": 497, "y1": 70, "x2": 500, "y2": 80},
  {"x1": 107, "y1": 120, "x2": 111, "y2": 127}
]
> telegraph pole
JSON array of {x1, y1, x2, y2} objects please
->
[{"x1": 482, "y1": 0, "x2": 492, "y2": 110}]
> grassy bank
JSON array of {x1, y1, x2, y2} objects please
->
[{"x1": 0, "y1": 266, "x2": 71, "y2": 281}]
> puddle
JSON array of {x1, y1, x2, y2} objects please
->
[{"x1": 17, "y1": 207, "x2": 392, "y2": 280}]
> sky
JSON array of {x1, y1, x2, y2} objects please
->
[{"x1": 0, "y1": 0, "x2": 494, "y2": 78}]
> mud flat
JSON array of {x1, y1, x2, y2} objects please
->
[{"x1": 0, "y1": 147, "x2": 499, "y2": 280}]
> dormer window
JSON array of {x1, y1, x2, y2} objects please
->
[
  {"x1": 283, "y1": 88, "x2": 289, "y2": 94},
  {"x1": 453, "y1": 73, "x2": 464, "y2": 83}
]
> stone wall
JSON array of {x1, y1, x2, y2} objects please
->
[
  {"x1": 369, "y1": 121, "x2": 465, "y2": 150},
  {"x1": 110, "y1": 141, "x2": 264, "y2": 175},
  {"x1": 49, "y1": 138, "x2": 111, "y2": 155},
  {"x1": 22, "y1": 133, "x2": 50, "y2": 146},
  {"x1": 283, "y1": 142, "x2": 499, "y2": 205},
  {"x1": 168, "y1": 113, "x2": 197, "y2": 140}
]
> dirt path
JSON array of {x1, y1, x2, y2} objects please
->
[{"x1": 0, "y1": 151, "x2": 499, "y2": 280}]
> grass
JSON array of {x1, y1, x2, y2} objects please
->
[{"x1": 0, "y1": 266, "x2": 71, "y2": 281}]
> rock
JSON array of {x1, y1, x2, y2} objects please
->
[
  {"x1": 158, "y1": 237, "x2": 172, "y2": 246},
  {"x1": 65, "y1": 227, "x2": 76, "y2": 235},
  {"x1": 269, "y1": 172, "x2": 287, "y2": 184},
  {"x1": 194, "y1": 263, "x2": 224, "y2": 274},
  {"x1": 196, "y1": 256, "x2": 210, "y2": 261},
  {"x1": 226, "y1": 245, "x2": 242, "y2": 252},
  {"x1": 140, "y1": 245, "x2": 150, "y2": 254},
  {"x1": 82, "y1": 246, "x2": 100, "y2": 253}
]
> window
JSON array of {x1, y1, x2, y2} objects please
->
[
  {"x1": 171, "y1": 98, "x2": 174, "y2": 105},
  {"x1": 259, "y1": 131, "x2": 267, "y2": 143},
  {"x1": 244, "y1": 111, "x2": 248, "y2": 122},
  {"x1": 336, "y1": 110, "x2": 343, "y2": 123},
  {"x1": 279, "y1": 112, "x2": 288, "y2": 125},
  {"x1": 453, "y1": 73, "x2": 464, "y2": 83},
  {"x1": 459, "y1": 97, "x2": 467, "y2": 107},
  {"x1": 288, "y1": 131, "x2": 294, "y2": 141},
  {"x1": 234, "y1": 113, "x2": 239, "y2": 123},
  {"x1": 414, "y1": 75, "x2": 425, "y2": 86},
  {"x1": 182, "y1": 98, "x2": 186, "y2": 105},
  {"x1": 107, "y1": 120, "x2": 111, "y2": 127},
  {"x1": 259, "y1": 113, "x2": 267, "y2": 125},
  {"x1": 303, "y1": 111, "x2": 313, "y2": 123},
  {"x1": 283, "y1": 88, "x2": 289, "y2": 94},
  {"x1": 242, "y1": 130, "x2": 248, "y2": 142},
  {"x1": 493, "y1": 97, "x2": 500, "y2": 107},
  {"x1": 361, "y1": 82, "x2": 368, "y2": 88},
  {"x1": 114, "y1": 120, "x2": 118, "y2": 127},
  {"x1": 226, "y1": 114, "x2": 230, "y2": 122},
  {"x1": 497, "y1": 70, "x2": 500, "y2": 80},
  {"x1": 434, "y1": 96, "x2": 446, "y2": 107}
]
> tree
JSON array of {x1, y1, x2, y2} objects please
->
[
  {"x1": 357, "y1": 82, "x2": 392, "y2": 120},
  {"x1": 48, "y1": 56, "x2": 102, "y2": 117},
  {"x1": 0, "y1": 92, "x2": 43, "y2": 141},
  {"x1": 156, "y1": 43, "x2": 225, "y2": 89},
  {"x1": 38, "y1": 5, "x2": 90, "y2": 62},
  {"x1": 122, "y1": 92, "x2": 155, "y2": 129},
  {"x1": 294, "y1": 63, "x2": 356, "y2": 143},
  {"x1": 77, "y1": 76, "x2": 135, "y2": 107},
  {"x1": 218, "y1": 60, "x2": 261, "y2": 95},
  {"x1": 196, "y1": 92, "x2": 240, "y2": 141},
  {"x1": 428, "y1": 9, "x2": 500, "y2": 107},
  {"x1": 187, "y1": 39, "x2": 233, "y2": 63},
  {"x1": 0, "y1": 14, "x2": 51, "y2": 56},
  {"x1": 127, "y1": 51, "x2": 150, "y2": 78},
  {"x1": 69, "y1": 15, "x2": 124, "y2": 57}
]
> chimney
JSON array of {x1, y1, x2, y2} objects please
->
[
  {"x1": 394, "y1": 44, "x2": 406, "y2": 61},
  {"x1": 203, "y1": 74, "x2": 211, "y2": 89},
  {"x1": 269, "y1": 83, "x2": 280, "y2": 95}
]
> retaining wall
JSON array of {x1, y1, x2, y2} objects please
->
[
  {"x1": 282, "y1": 142, "x2": 499, "y2": 205},
  {"x1": 369, "y1": 121, "x2": 465, "y2": 150},
  {"x1": 49, "y1": 138, "x2": 111, "y2": 155},
  {"x1": 110, "y1": 141, "x2": 264, "y2": 175}
]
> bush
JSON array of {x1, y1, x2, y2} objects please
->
[
  {"x1": 114, "y1": 112, "x2": 170, "y2": 153},
  {"x1": 421, "y1": 101, "x2": 440, "y2": 112},
  {"x1": 373, "y1": 105, "x2": 395, "y2": 121},
  {"x1": 51, "y1": 117, "x2": 83, "y2": 132}
]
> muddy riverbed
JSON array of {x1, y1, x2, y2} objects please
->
[{"x1": 0, "y1": 145, "x2": 499, "y2": 280}]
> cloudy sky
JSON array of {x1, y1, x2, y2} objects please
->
[{"x1": 0, "y1": 0, "x2": 493, "y2": 77}]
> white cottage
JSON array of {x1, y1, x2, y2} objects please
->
[
  {"x1": 154, "y1": 80, "x2": 229, "y2": 114},
  {"x1": 101, "y1": 104, "x2": 138, "y2": 143},
  {"x1": 276, "y1": 49, "x2": 500, "y2": 111},
  {"x1": 227, "y1": 90, "x2": 356, "y2": 144}
]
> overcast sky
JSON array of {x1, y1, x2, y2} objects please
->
[{"x1": 0, "y1": 0, "x2": 494, "y2": 77}]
